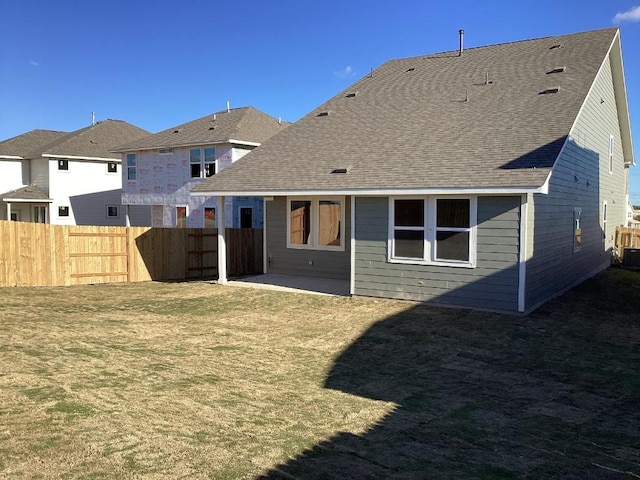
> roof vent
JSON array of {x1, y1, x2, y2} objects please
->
[
  {"x1": 546, "y1": 66, "x2": 566, "y2": 74},
  {"x1": 549, "y1": 44, "x2": 562, "y2": 50},
  {"x1": 173, "y1": 129, "x2": 182, "y2": 133},
  {"x1": 539, "y1": 87, "x2": 560, "y2": 95},
  {"x1": 406, "y1": 67, "x2": 415, "y2": 72},
  {"x1": 331, "y1": 167, "x2": 349, "y2": 174},
  {"x1": 345, "y1": 91, "x2": 358, "y2": 98},
  {"x1": 317, "y1": 111, "x2": 331, "y2": 117},
  {"x1": 208, "y1": 126, "x2": 216, "y2": 130}
]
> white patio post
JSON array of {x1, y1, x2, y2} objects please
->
[
  {"x1": 125, "y1": 205, "x2": 131, "y2": 227},
  {"x1": 6, "y1": 202, "x2": 11, "y2": 220},
  {"x1": 217, "y1": 196, "x2": 228, "y2": 284}
]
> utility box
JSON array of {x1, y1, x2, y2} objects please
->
[{"x1": 622, "y1": 248, "x2": 640, "y2": 269}]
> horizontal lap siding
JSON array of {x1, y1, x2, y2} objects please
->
[
  {"x1": 265, "y1": 196, "x2": 350, "y2": 280},
  {"x1": 525, "y1": 55, "x2": 624, "y2": 311},
  {"x1": 354, "y1": 196, "x2": 521, "y2": 311}
]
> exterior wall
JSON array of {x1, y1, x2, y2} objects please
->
[
  {"x1": 122, "y1": 145, "x2": 262, "y2": 228},
  {"x1": 0, "y1": 159, "x2": 28, "y2": 194},
  {"x1": 265, "y1": 196, "x2": 351, "y2": 280},
  {"x1": 46, "y1": 158, "x2": 136, "y2": 226},
  {"x1": 525, "y1": 53, "x2": 626, "y2": 311},
  {"x1": 30, "y1": 158, "x2": 49, "y2": 195},
  {"x1": 353, "y1": 196, "x2": 521, "y2": 311}
]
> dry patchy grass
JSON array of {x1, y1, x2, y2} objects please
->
[{"x1": 1, "y1": 269, "x2": 639, "y2": 479}]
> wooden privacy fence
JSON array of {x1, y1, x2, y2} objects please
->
[
  {"x1": 0, "y1": 221, "x2": 262, "y2": 287},
  {"x1": 615, "y1": 226, "x2": 640, "y2": 261}
]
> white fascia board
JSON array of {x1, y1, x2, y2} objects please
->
[
  {"x1": 191, "y1": 186, "x2": 547, "y2": 198},
  {"x1": 112, "y1": 140, "x2": 241, "y2": 153},
  {"x1": 0, "y1": 155, "x2": 24, "y2": 160},
  {"x1": 1, "y1": 198, "x2": 53, "y2": 203},
  {"x1": 42, "y1": 154, "x2": 120, "y2": 162},
  {"x1": 228, "y1": 139, "x2": 261, "y2": 147}
]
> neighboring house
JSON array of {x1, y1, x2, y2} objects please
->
[
  {"x1": 0, "y1": 120, "x2": 151, "y2": 225},
  {"x1": 193, "y1": 27, "x2": 635, "y2": 314},
  {"x1": 113, "y1": 107, "x2": 288, "y2": 228}
]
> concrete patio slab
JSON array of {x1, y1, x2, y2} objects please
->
[{"x1": 227, "y1": 274, "x2": 350, "y2": 296}]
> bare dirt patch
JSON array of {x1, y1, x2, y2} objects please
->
[{"x1": 1, "y1": 269, "x2": 639, "y2": 479}]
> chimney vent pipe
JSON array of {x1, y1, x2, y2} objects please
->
[{"x1": 459, "y1": 29, "x2": 464, "y2": 56}]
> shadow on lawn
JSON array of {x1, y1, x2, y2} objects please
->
[{"x1": 257, "y1": 270, "x2": 640, "y2": 479}]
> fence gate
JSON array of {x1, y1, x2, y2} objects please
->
[{"x1": 186, "y1": 230, "x2": 218, "y2": 278}]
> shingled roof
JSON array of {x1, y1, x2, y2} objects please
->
[
  {"x1": 0, "y1": 129, "x2": 68, "y2": 158},
  {"x1": 112, "y1": 107, "x2": 289, "y2": 152},
  {"x1": 192, "y1": 27, "x2": 630, "y2": 196},
  {"x1": 0, "y1": 185, "x2": 51, "y2": 202},
  {"x1": 0, "y1": 120, "x2": 149, "y2": 160}
]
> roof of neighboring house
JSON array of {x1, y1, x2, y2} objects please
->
[
  {"x1": 0, "y1": 185, "x2": 52, "y2": 202},
  {"x1": 0, "y1": 129, "x2": 68, "y2": 158},
  {"x1": 112, "y1": 107, "x2": 290, "y2": 152},
  {"x1": 192, "y1": 27, "x2": 632, "y2": 197},
  {"x1": 34, "y1": 120, "x2": 150, "y2": 160},
  {"x1": 0, "y1": 120, "x2": 150, "y2": 161}
]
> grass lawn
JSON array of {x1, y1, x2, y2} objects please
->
[{"x1": 0, "y1": 268, "x2": 639, "y2": 479}]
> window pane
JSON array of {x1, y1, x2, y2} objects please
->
[
  {"x1": 190, "y1": 148, "x2": 201, "y2": 163},
  {"x1": 126, "y1": 153, "x2": 136, "y2": 166},
  {"x1": 204, "y1": 163, "x2": 215, "y2": 177},
  {"x1": 204, "y1": 147, "x2": 215, "y2": 163},
  {"x1": 437, "y1": 199, "x2": 470, "y2": 228},
  {"x1": 318, "y1": 200, "x2": 341, "y2": 246},
  {"x1": 191, "y1": 163, "x2": 201, "y2": 178},
  {"x1": 107, "y1": 162, "x2": 117, "y2": 173},
  {"x1": 127, "y1": 167, "x2": 136, "y2": 180},
  {"x1": 394, "y1": 200, "x2": 424, "y2": 227},
  {"x1": 204, "y1": 207, "x2": 215, "y2": 227},
  {"x1": 394, "y1": 230, "x2": 424, "y2": 258},
  {"x1": 290, "y1": 201, "x2": 311, "y2": 245},
  {"x1": 436, "y1": 231, "x2": 469, "y2": 261}
]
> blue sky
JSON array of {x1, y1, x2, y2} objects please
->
[{"x1": 1, "y1": 0, "x2": 639, "y2": 203}]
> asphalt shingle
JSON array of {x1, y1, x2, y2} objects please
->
[{"x1": 192, "y1": 27, "x2": 620, "y2": 195}]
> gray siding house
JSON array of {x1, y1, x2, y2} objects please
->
[{"x1": 192, "y1": 27, "x2": 635, "y2": 314}]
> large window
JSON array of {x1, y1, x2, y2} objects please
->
[
  {"x1": 389, "y1": 197, "x2": 476, "y2": 267},
  {"x1": 190, "y1": 147, "x2": 216, "y2": 178},
  {"x1": 287, "y1": 197, "x2": 344, "y2": 251},
  {"x1": 126, "y1": 153, "x2": 137, "y2": 180}
]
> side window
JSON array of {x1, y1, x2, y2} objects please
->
[
  {"x1": 392, "y1": 199, "x2": 424, "y2": 259},
  {"x1": 58, "y1": 159, "x2": 69, "y2": 171},
  {"x1": 204, "y1": 207, "x2": 216, "y2": 228},
  {"x1": 435, "y1": 199, "x2": 471, "y2": 262},
  {"x1": 190, "y1": 148, "x2": 202, "y2": 178},
  {"x1": 107, "y1": 162, "x2": 118, "y2": 174},
  {"x1": 204, "y1": 147, "x2": 216, "y2": 177},
  {"x1": 58, "y1": 206, "x2": 70, "y2": 217},
  {"x1": 107, "y1": 206, "x2": 119, "y2": 218},
  {"x1": 573, "y1": 207, "x2": 582, "y2": 252},
  {"x1": 176, "y1": 206, "x2": 188, "y2": 228},
  {"x1": 126, "y1": 153, "x2": 137, "y2": 181}
]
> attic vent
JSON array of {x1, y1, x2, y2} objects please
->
[
  {"x1": 173, "y1": 129, "x2": 182, "y2": 133},
  {"x1": 208, "y1": 126, "x2": 216, "y2": 130},
  {"x1": 345, "y1": 91, "x2": 358, "y2": 98},
  {"x1": 549, "y1": 44, "x2": 562, "y2": 50},
  {"x1": 546, "y1": 66, "x2": 566, "y2": 74},
  {"x1": 406, "y1": 67, "x2": 415, "y2": 72},
  {"x1": 317, "y1": 111, "x2": 331, "y2": 117},
  {"x1": 539, "y1": 87, "x2": 560, "y2": 95},
  {"x1": 331, "y1": 168, "x2": 349, "y2": 174}
]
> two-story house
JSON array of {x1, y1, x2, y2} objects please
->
[
  {"x1": 0, "y1": 120, "x2": 150, "y2": 225},
  {"x1": 113, "y1": 107, "x2": 288, "y2": 228}
]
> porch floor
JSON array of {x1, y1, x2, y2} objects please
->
[{"x1": 226, "y1": 274, "x2": 350, "y2": 296}]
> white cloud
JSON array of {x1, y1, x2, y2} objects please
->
[
  {"x1": 334, "y1": 65, "x2": 355, "y2": 79},
  {"x1": 30, "y1": 60, "x2": 40, "y2": 66},
  {"x1": 613, "y1": 5, "x2": 640, "y2": 23}
]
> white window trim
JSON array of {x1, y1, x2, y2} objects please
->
[
  {"x1": 126, "y1": 153, "x2": 137, "y2": 182},
  {"x1": 286, "y1": 196, "x2": 346, "y2": 251},
  {"x1": 609, "y1": 134, "x2": 614, "y2": 174},
  {"x1": 190, "y1": 147, "x2": 217, "y2": 179},
  {"x1": 573, "y1": 207, "x2": 582, "y2": 253},
  {"x1": 387, "y1": 196, "x2": 478, "y2": 268},
  {"x1": 602, "y1": 201, "x2": 608, "y2": 244}
]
